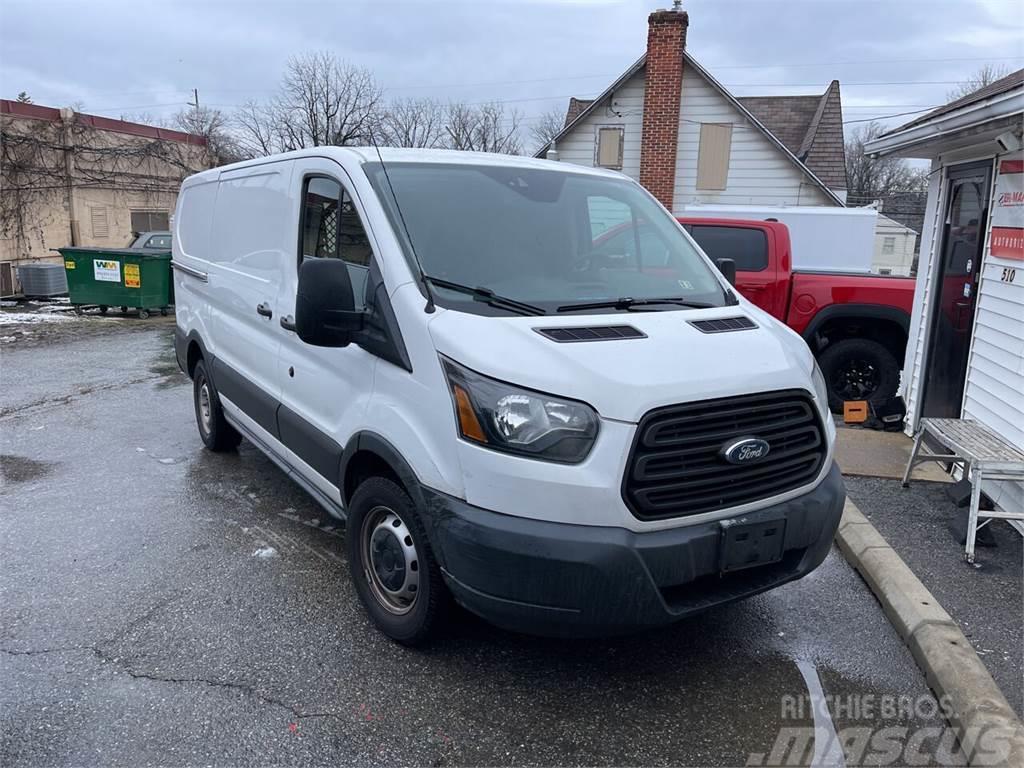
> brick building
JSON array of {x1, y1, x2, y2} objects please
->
[{"x1": 0, "y1": 100, "x2": 210, "y2": 294}]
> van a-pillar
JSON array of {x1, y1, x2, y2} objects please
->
[{"x1": 639, "y1": 7, "x2": 688, "y2": 211}]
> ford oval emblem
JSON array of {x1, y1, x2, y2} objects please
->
[{"x1": 722, "y1": 437, "x2": 770, "y2": 465}]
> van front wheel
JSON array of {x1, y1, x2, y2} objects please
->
[
  {"x1": 347, "y1": 477, "x2": 447, "y2": 645},
  {"x1": 192, "y1": 359, "x2": 242, "y2": 452}
]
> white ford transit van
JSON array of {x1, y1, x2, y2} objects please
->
[{"x1": 173, "y1": 148, "x2": 845, "y2": 644}]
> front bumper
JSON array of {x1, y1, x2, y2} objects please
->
[{"x1": 419, "y1": 462, "x2": 845, "y2": 637}]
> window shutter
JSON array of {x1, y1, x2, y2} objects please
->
[
  {"x1": 596, "y1": 127, "x2": 624, "y2": 169},
  {"x1": 696, "y1": 123, "x2": 733, "y2": 191},
  {"x1": 90, "y1": 206, "x2": 109, "y2": 238}
]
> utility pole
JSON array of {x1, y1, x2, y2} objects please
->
[{"x1": 191, "y1": 88, "x2": 199, "y2": 111}]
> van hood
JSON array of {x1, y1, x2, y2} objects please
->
[{"x1": 427, "y1": 305, "x2": 816, "y2": 423}]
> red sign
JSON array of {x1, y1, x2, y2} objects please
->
[{"x1": 991, "y1": 155, "x2": 1024, "y2": 261}]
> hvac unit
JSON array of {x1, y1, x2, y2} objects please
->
[{"x1": 16, "y1": 262, "x2": 68, "y2": 297}]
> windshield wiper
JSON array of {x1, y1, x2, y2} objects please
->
[
  {"x1": 423, "y1": 276, "x2": 546, "y2": 316},
  {"x1": 556, "y1": 297, "x2": 716, "y2": 313}
]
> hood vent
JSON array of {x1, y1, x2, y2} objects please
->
[
  {"x1": 535, "y1": 325, "x2": 646, "y2": 343},
  {"x1": 689, "y1": 316, "x2": 757, "y2": 334}
]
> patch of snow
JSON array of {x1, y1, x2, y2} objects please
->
[
  {"x1": 253, "y1": 546, "x2": 278, "y2": 559},
  {"x1": 0, "y1": 312, "x2": 76, "y2": 326}
]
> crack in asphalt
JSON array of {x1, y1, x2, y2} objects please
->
[{"x1": 0, "y1": 373, "x2": 170, "y2": 419}]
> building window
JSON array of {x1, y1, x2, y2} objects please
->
[
  {"x1": 130, "y1": 210, "x2": 170, "y2": 235},
  {"x1": 595, "y1": 127, "x2": 624, "y2": 170},
  {"x1": 90, "y1": 206, "x2": 109, "y2": 238},
  {"x1": 696, "y1": 123, "x2": 733, "y2": 191},
  {"x1": 882, "y1": 236, "x2": 896, "y2": 255}
]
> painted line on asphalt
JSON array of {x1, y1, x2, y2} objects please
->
[{"x1": 796, "y1": 659, "x2": 847, "y2": 768}]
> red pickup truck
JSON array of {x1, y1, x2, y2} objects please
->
[{"x1": 679, "y1": 217, "x2": 916, "y2": 412}]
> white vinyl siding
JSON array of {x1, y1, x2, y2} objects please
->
[
  {"x1": 901, "y1": 160, "x2": 946, "y2": 426},
  {"x1": 557, "y1": 70, "x2": 645, "y2": 181},
  {"x1": 961, "y1": 152, "x2": 1024, "y2": 513},
  {"x1": 903, "y1": 150, "x2": 1023, "y2": 515},
  {"x1": 696, "y1": 123, "x2": 732, "y2": 190},
  {"x1": 673, "y1": 67, "x2": 832, "y2": 208}
]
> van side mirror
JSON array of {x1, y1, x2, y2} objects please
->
[
  {"x1": 715, "y1": 257, "x2": 737, "y2": 286},
  {"x1": 295, "y1": 258, "x2": 364, "y2": 347}
]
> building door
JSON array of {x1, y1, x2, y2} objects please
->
[{"x1": 920, "y1": 161, "x2": 992, "y2": 418}]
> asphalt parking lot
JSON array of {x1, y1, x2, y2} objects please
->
[{"x1": 1, "y1": 319, "x2": 966, "y2": 766}]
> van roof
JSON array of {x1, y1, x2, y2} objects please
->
[{"x1": 185, "y1": 146, "x2": 629, "y2": 185}]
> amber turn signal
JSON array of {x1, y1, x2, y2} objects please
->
[{"x1": 453, "y1": 384, "x2": 487, "y2": 442}]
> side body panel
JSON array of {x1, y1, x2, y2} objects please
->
[
  {"x1": 207, "y1": 161, "x2": 296, "y2": 436},
  {"x1": 785, "y1": 271, "x2": 916, "y2": 337}
]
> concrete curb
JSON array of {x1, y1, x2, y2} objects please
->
[{"x1": 835, "y1": 500, "x2": 1024, "y2": 767}]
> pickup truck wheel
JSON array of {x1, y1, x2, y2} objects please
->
[
  {"x1": 347, "y1": 477, "x2": 448, "y2": 646},
  {"x1": 818, "y1": 338, "x2": 899, "y2": 414},
  {"x1": 192, "y1": 359, "x2": 242, "y2": 451}
]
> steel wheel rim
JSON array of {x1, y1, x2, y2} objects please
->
[
  {"x1": 198, "y1": 382, "x2": 213, "y2": 433},
  {"x1": 360, "y1": 505, "x2": 420, "y2": 615}
]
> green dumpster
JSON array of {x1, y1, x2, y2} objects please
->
[{"x1": 59, "y1": 247, "x2": 173, "y2": 319}]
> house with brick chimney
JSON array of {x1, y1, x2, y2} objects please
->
[{"x1": 536, "y1": 6, "x2": 849, "y2": 212}]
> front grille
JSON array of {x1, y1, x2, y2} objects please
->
[{"x1": 623, "y1": 390, "x2": 826, "y2": 519}]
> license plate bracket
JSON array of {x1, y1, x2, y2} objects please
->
[{"x1": 719, "y1": 517, "x2": 787, "y2": 573}]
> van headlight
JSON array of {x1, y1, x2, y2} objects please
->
[
  {"x1": 811, "y1": 359, "x2": 829, "y2": 406},
  {"x1": 442, "y1": 358, "x2": 599, "y2": 463}
]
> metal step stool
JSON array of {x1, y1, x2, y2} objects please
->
[{"x1": 902, "y1": 418, "x2": 1024, "y2": 563}]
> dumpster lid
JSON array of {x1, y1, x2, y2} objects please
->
[{"x1": 58, "y1": 247, "x2": 171, "y2": 259}]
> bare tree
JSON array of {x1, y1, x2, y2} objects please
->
[
  {"x1": 444, "y1": 101, "x2": 523, "y2": 154},
  {"x1": 947, "y1": 64, "x2": 1010, "y2": 100},
  {"x1": 845, "y1": 122, "x2": 928, "y2": 201},
  {"x1": 234, "y1": 52, "x2": 383, "y2": 156},
  {"x1": 172, "y1": 105, "x2": 241, "y2": 166},
  {"x1": 529, "y1": 107, "x2": 565, "y2": 153},
  {"x1": 377, "y1": 97, "x2": 445, "y2": 148}
]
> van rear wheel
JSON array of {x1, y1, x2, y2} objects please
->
[
  {"x1": 192, "y1": 359, "x2": 242, "y2": 452},
  {"x1": 347, "y1": 477, "x2": 448, "y2": 645}
]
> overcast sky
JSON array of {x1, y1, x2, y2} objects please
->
[{"x1": 2, "y1": 0, "x2": 1022, "y2": 141}]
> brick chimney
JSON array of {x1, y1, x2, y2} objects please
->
[{"x1": 639, "y1": 6, "x2": 688, "y2": 210}]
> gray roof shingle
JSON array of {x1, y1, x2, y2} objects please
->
[
  {"x1": 887, "y1": 67, "x2": 1024, "y2": 133},
  {"x1": 739, "y1": 80, "x2": 847, "y2": 190}
]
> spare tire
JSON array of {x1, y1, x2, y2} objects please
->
[{"x1": 817, "y1": 338, "x2": 900, "y2": 414}]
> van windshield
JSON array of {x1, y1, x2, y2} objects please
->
[{"x1": 365, "y1": 162, "x2": 727, "y2": 314}]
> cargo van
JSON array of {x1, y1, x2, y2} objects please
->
[{"x1": 172, "y1": 148, "x2": 845, "y2": 644}]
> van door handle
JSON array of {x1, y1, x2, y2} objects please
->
[
  {"x1": 256, "y1": 302, "x2": 273, "y2": 318},
  {"x1": 280, "y1": 315, "x2": 296, "y2": 332}
]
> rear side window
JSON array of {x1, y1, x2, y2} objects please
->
[
  {"x1": 688, "y1": 225, "x2": 769, "y2": 272},
  {"x1": 145, "y1": 235, "x2": 171, "y2": 249},
  {"x1": 299, "y1": 176, "x2": 374, "y2": 308}
]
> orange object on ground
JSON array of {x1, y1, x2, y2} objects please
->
[{"x1": 844, "y1": 401, "x2": 869, "y2": 423}]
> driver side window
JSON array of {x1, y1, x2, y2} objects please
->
[{"x1": 300, "y1": 176, "x2": 373, "y2": 309}]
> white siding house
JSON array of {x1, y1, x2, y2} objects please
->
[
  {"x1": 866, "y1": 69, "x2": 1024, "y2": 516},
  {"x1": 872, "y1": 214, "x2": 918, "y2": 276},
  {"x1": 537, "y1": 9, "x2": 847, "y2": 216},
  {"x1": 672, "y1": 65, "x2": 834, "y2": 208}
]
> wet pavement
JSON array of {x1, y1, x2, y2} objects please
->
[
  {"x1": 1, "y1": 323, "x2": 968, "y2": 766},
  {"x1": 845, "y1": 476, "x2": 1023, "y2": 717}
]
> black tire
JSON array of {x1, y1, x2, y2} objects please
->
[
  {"x1": 99, "y1": 305, "x2": 108, "y2": 314},
  {"x1": 160, "y1": 308, "x2": 169, "y2": 317},
  {"x1": 138, "y1": 308, "x2": 150, "y2": 319},
  {"x1": 192, "y1": 359, "x2": 242, "y2": 451},
  {"x1": 347, "y1": 477, "x2": 449, "y2": 645},
  {"x1": 121, "y1": 305, "x2": 128, "y2": 314},
  {"x1": 817, "y1": 338, "x2": 900, "y2": 414}
]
